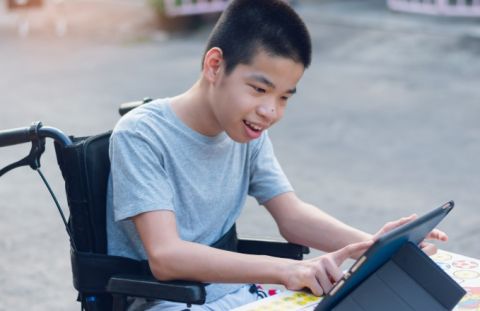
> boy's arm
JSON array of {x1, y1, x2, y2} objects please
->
[
  {"x1": 133, "y1": 209, "x2": 286, "y2": 283},
  {"x1": 264, "y1": 192, "x2": 371, "y2": 254},
  {"x1": 264, "y1": 192, "x2": 447, "y2": 256},
  {"x1": 132, "y1": 209, "x2": 370, "y2": 296}
]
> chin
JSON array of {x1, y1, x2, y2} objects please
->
[
  {"x1": 226, "y1": 131, "x2": 251, "y2": 144},
  {"x1": 230, "y1": 136, "x2": 250, "y2": 144}
]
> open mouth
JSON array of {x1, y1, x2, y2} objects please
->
[{"x1": 243, "y1": 120, "x2": 263, "y2": 132}]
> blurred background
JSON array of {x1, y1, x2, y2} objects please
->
[{"x1": 1, "y1": 0, "x2": 479, "y2": 310}]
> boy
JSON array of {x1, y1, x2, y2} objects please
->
[{"x1": 106, "y1": 0, "x2": 447, "y2": 310}]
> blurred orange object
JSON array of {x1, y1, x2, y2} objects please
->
[{"x1": 7, "y1": 0, "x2": 43, "y2": 10}]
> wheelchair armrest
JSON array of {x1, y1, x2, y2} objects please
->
[
  {"x1": 107, "y1": 274, "x2": 206, "y2": 305},
  {"x1": 237, "y1": 238, "x2": 310, "y2": 260}
]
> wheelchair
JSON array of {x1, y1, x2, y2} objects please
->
[{"x1": 0, "y1": 98, "x2": 309, "y2": 311}]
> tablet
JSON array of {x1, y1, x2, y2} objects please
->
[{"x1": 314, "y1": 200, "x2": 455, "y2": 311}]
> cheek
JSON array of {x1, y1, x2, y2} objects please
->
[
  {"x1": 219, "y1": 84, "x2": 245, "y2": 109},
  {"x1": 275, "y1": 106, "x2": 286, "y2": 120},
  {"x1": 217, "y1": 82, "x2": 257, "y2": 120},
  {"x1": 232, "y1": 96, "x2": 256, "y2": 116}
]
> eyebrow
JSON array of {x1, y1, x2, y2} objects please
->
[{"x1": 247, "y1": 73, "x2": 297, "y2": 94}]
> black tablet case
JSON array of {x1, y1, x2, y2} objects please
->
[{"x1": 330, "y1": 242, "x2": 466, "y2": 311}]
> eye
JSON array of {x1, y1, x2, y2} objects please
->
[{"x1": 249, "y1": 85, "x2": 266, "y2": 94}]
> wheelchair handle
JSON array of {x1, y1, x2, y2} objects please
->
[
  {"x1": 119, "y1": 97, "x2": 153, "y2": 116},
  {"x1": 0, "y1": 122, "x2": 72, "y2": 148},
  {"x1": 0, "y1": 121, "x2": 76, "y2": 251},
  {"x1": 0, "y1": 126, "x2": 31, "y2": 147}
]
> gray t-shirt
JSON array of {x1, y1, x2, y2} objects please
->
[{"x1": 106, "y1": 98, "x2": 293, "y2": 303}]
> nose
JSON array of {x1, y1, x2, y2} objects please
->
[{"x1": 257, "y1": 99, "x2": 277, "y2": 122}]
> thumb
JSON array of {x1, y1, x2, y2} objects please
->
[{"x1": 333, "y1": 240, "x2": 373, "y2": 266}]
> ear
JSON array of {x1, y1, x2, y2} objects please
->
[{"x1": 202, "y1": 47, "x2": 224, "y2": 83}]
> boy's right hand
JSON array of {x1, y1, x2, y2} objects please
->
[{"x1": 282, "y1": 240, "x2": 372, "y2": 296}]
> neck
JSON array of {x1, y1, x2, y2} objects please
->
[{"x1": 170, "y1": 79, "x2": 223, "y2": 137}]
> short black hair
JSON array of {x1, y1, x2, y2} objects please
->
[{"x1": 203, "y1": 0, "x2": 312, "y2": 74}]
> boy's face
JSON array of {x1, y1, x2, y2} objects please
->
[{"x1": 208, "y1": 49, "x2": 304, "y2": 143}]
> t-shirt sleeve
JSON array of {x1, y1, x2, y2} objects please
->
[
  {"x1": 109, "y1": 129, "x2": 175, "y2": 222},
  {"x1": 248, "y1": 132, "x2": 293, "y2": 205}
]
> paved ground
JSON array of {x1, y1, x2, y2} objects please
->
[{"x1": 1, "y1": 0, "x2": 479, "y2": 310}]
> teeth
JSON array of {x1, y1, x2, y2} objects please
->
[{"x1": 245, "y1": 120, "x2": 262, "y2": 131}]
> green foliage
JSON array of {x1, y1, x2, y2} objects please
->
[{"x1": 148, "y1": 0, "x2": 165, "y2": 15}]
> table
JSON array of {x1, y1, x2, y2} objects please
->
[{"x1": 233, "y1": 250, "x2": 480, "y2": 311}]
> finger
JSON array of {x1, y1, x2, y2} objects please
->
[
  {"x1": 308, "y1": 277, "x2": 325, "y2": 297},
  {"x1": 382, "y1": 214, "x2": 417, "y2": 234},
  {"x1": 426, "y1": 229, "x2": 448, "y2": 242},
  {"x1": 315, "y1": 265, "x2": 333, "y2": 295},
  {"x1": 333, "y1": 240, "x2": 373, "y2": 265},
  {"x1": 421, "y1": 242, "x2": 438, "y2": 256},
  {"x1": 373, "y1": 214, "x2": 417, "y2": 240},
  {"x1": 323, "y1": 257, "x2": 344, "y2": 284}
]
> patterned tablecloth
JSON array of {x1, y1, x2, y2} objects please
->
[{"x1": 233, "y1": 250, "x2": 480, "y2": 311}]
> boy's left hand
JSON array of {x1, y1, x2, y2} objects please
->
[
  {"x1": 372, "y1": 214, "x2": 448, "y2": 256},
  {"x1": 420, "y1": 228, "x2": 448, "y2": 255}
]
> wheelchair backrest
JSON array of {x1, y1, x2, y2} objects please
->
[{"x1": 55, "y1": 132, "x2": 112, "y2": 253}]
